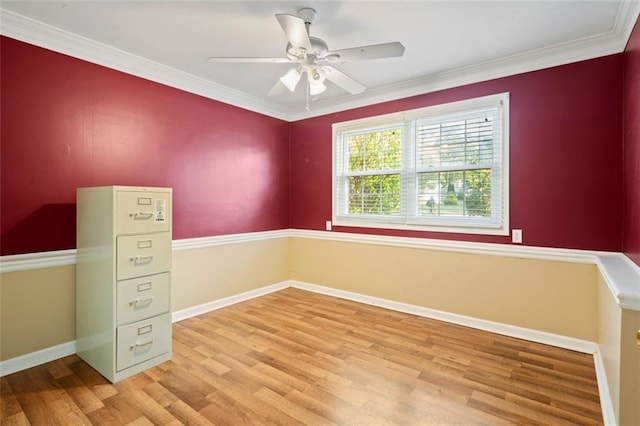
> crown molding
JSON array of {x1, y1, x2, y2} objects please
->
[
  {"x1": 1, "y1": 3, "x2": 639, "y2": 122},
  {"x1": 287, "y1": 12, "x2": 638, "y2": 120},
  {"x1": 0, "y1": 8, "x2": 289, "y2": 121},
  {"x1": 615, "y1": 0, "x2": 640, "y2": 42}
]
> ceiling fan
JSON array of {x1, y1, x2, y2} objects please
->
[{"x1": 208, "y1": 7, "x2": 405, "y2": 102}]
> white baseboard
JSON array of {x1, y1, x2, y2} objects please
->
[
  {"x1": 171, "y1": 281, "x2": 290, "y2": 323},
  {"x1": 0, "y1": 340, "x2": 76, "y2": 377},
  {"x1": 0, "y1": 282, "x2": 290, "y2": 377},
  {"x1": 2, "y1": 278, "x2": 611, "y2": 423},
  {"x1": 292, "y1": 280, "x2": 617, "y2": 422},
  {"x1": 593, "y1": 348, "x2": 617, "y2": 426},
  {"x1": 290, "y1": 280, "x2": 598, "y2": 354}
]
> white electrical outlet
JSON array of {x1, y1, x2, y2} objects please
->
[
  {"x1": 512, "y1": 229, "x2": 523, "y2": 244},
  {"x1": 325, "y1": 221, "x2": 332, "y2": 231}
]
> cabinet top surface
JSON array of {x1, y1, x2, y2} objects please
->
[{"x1": 77, "y1": 186, "x2": 172, "y2": 193}]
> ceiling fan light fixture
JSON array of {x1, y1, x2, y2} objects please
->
[
  {"x1": 308, "y1": 65, "x2": 325, "y2": 83},
  {"x1": 280, "y1": 68, "x2": 301, "y2": 92},
  {"x1": 309, "y1": 80, "x2": 326, "y2": 95},
  {"x1": 307, "y1": 65, "x2": 326, "y2": 95}
]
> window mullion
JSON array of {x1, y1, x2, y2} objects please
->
[{"x1": 403, "y1": 119, "x2": 415, "y2": 222}]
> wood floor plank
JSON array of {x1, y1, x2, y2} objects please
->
[
  {"x1": 2, "y1": 288, "x2": 603, "y2": 425},
  {"x1": 163, "y1": 399, "x2": 214, "y2": 425},
  {"x1": 409, "y1": 385, "x2": 513, "y2": 426},
  {"x1": 113, "y1": 379, "x2": 177, "y2": 425},
  {"x1": 0, "y1": 376, "x2": 23, "y2": 420},
  {"x1": 7, "y1": 364, "x2": 92, "y2": 425},
  {"x1": 254, "y1": 387, "x2": 332, "y2": 426},
  {"x1": 56, "y1": 371, "x2": 105, "y2": 414},
  {"x1": 505, "y1": 391, "x2": 602, "y2": 425},
  {"x1": 141, "y1": 381, "x2": 179, "y2": 408},
  {"x1": 1, "y1": 411, "x2": 31, "y2": 426}
]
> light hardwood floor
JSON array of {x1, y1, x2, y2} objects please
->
[{"x1": 2, "y1": 288, "x2": 603, "y2": 425}]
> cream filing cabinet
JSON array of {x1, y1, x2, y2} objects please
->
[{"x1": 76, "y1": 186, "x2": 172, "y2": 382}]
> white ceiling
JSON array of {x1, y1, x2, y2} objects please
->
[{"x1": 1, "y1": 1, "x2": 639, "y2": 121}]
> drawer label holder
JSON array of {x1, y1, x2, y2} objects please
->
[{"x1": 137, "y1": 324, "x2": 153, "y2": 335}]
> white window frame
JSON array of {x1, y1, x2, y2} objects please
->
[{"x1": 332, "y1": 92, "x2": 510, "y2": 236}]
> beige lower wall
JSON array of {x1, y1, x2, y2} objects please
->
[
  {"x1": 1, "y1": 265, "x2": 76, "y2": 360},
  {"x1": 171, "y1": 237, "x2": 290, "y2": 311},
  {"x1": 290, "y1": 237, "x2": 599, "y2": 341},
  {"x1": 0, "y1": 237, "x2": 290, "y2": 362},
  {"x1": 1, "y1": 236, "x2": 599, "y2": 362},
  {"x1": 2, "y1": 234, "x2": 637, "y2": 425}
]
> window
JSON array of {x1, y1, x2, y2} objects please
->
[{"x1": 333, "y1": 93, "x2": 509, "y2": 235}]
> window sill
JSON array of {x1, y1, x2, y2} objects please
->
[{"x1": 332, "y1": 217, "x2": 510, "y2": 236}]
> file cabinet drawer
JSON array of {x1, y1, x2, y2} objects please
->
[
  {"x1": 117, "y1": 273, "x2": 170, "y2": 326},
  {"x1": 116, "y1": 313, "x2": 172, "y2": 371},
  {"x1": 116, "y1": 190, "x2": 171, "y2": 235},
  {"x1": 117, "y1": 233, "x2": 171, "y2": 280}
]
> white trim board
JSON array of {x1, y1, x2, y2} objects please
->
[
  {"x1": 171, "y1": 281, "x2": 289, "y2": 322},
  {"x1": 175, "y1": 278, "x2": 599, "y2": 354},
  {"x1": 0, "y1": 341, "x2": 76, "y2": 377},
  {"x1": 2, "y1": 4, "x2": 639, "y2": 122},
  {"x1": 290, "y1": 229, "x2": 603, "y2": 264},
  {"x1": 0, "y1": 9, "x2": 286, "y2": 121},
  {"x1": 0, "y1": 229, "x2": 290, "y2": 273},
  {"x1": 289, "y1": 280, "x2": 614, "y2": 425},
  {"x1": 0, "y1": 278, "x2": 600, "y2": 370},
  {"x1": 289, "y1": 280, "x2": 597, "y2": 354},
  {"x1": 593, "y1": 348, "x2": 618, "y2": 426},
  {"x1": 0, "y1": 248, "x2": 77, "y2": 273},
  {"x1": 289, "y1": 229, "x2": 640, "y2": 311},
  {"x1": 1, "y1": 278, "x2": 611, "y2": 421},
  {"x1": 0, "y1": 281, "x2": 290, "y2": 377},
  {"x1": 2, "y1": 228, "x2": 640, "y2": 310},
  {"x1": 0, "y1": 228, "x2": 609, "y2": 271},
  {"x1": 172, "y1": 229, "x2": 290, "y2": 252}
]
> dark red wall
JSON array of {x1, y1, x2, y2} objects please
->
[
  {"x1": 623, "y1": 17, "x2": 640, "y2": 266},
  {"x1": 290, "y1": 56, "x2": 624, "y2": 251},
  {"x1": 1, "y1": 35, "x2": 628, "y2": 256},
  {"x1": 1, "y1": 37, "x2": 290, "y2": 255}
]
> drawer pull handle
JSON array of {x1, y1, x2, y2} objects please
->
[
  {"x1": 129, "y1": 212, "x2": 154, "y2": 219},
  {"x1": 130, "y1": 296, "x2": 154, "y2": 307},
  {"x1": 130, "y1": 339, "x2": 154, "y2": 351},
  {"x1": 130, "y1": 255, "x2": 153, "y2": 264}
]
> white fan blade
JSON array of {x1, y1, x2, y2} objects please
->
[
  {"x1": 208, "y1": 57, "x2": 295, "y2": 63},
  {"x1": 276, "y1": 13, "x2": 312, "y2": 50},
  {"x1": 322, "y1": 66, "x2": 366, "y2": 94},
  {"x1": 325, "y1": 42, "x2": 405, "y2": 62}
]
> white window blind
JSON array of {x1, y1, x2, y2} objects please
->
[{"x1": 333, "y1": 93, "x2": 509, "y2": 235}]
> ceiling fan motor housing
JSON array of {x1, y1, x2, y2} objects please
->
[
  {"x1": 286, "y1": 37, "x2": 328, "y2": 61},
  {"x1": 208, "y1": 5, "x2": 402, "y2": 98},
  {"x1": 297, "y1": 7, "x2": 317, "y2": 25}
]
